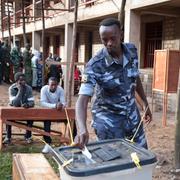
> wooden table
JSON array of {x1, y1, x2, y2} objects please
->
[
  {"x1": 13, "y1": 153, "x2": 59, "y2": 180},
  {"x1": 0, "y1": 107, "x2": 75, "y2": 150}
]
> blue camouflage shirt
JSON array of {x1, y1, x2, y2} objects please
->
[{"x1": 79, "y1": 43, "x2": 141, "y2": 132}]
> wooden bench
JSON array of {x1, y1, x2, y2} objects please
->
[
  {"x1": 0, "y1": 107, "x2": 75, "y2": 150},
  {"x1": 13, "y1": 153, "x2": 59, "y2": 180}
]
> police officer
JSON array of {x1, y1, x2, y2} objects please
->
[{"x1": 75, "y1": 18, "x2": 152, "y2": 149}]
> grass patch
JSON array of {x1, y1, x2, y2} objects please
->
[
  {"x1": 46, "y1": 154, "x2": 59, "y2": 174},
  {"x1": 0, "y1": 152, "x2": 12, "y2": 180},
  {"x1": 0, "y1": 142, "x2": 59, "y2": 179}
]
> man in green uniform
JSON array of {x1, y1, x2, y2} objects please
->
[
  {"x1": 22, "y1": 43, "x2": 32, "y2": 86},
  {"x1": 2, "y1": 40, "x2": 11, "y2": 83},
  {"x1": 11, "y1": 40, "x2": 22, "y2": 75}
]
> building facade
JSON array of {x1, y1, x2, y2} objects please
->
[{"x1": 1, "y1": 0, "x2": 180, "y2": 111}]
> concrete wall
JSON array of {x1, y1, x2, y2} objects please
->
[{"x1": 129, "y1": 0, "x2": 170, "y2": 9}]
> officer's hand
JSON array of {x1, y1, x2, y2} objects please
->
[
  {"x1": 74, "y1": 131, "x2": 89, "y2": 149},
  {"x1": 17, "y1": 83, "x2": 24, "y2": 91},
  {"x1": 143, "y1": 106, "x2": 152, "y2": 124},
  {"x1": 56, "y1": 102, "x2": 63, "y2": 110}
]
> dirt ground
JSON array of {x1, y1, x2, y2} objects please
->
[{"x1": 0, "y1": 83, "x2": 179, "y2": 180}]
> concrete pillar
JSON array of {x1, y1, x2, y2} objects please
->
[
  {"x1": 32, "y1": 31, "x2": 41, "y2": 51},
  {"x1": 60, "y1": 32, "x2": 65, "y2": 59},
  {"x1": 124, "y1": 8, "x2": 141, "y2": 45},
  {"x1": 12, "y1": 1, "x2": 16, "y2": 46},
  {"x1": 50, "y1": 35, "x2": 53, "y2": 54},
  {"x1": 124, "y1": 8, "x2": 141, "y2": 55},
  {"x1": 32, "y1": 0, "x2": 36, "y2": 17},
  {"x1": 65, "y1": 0, "x2": 70, "y2": 9},
  {"x1": 64, "y1": 23, "x2": 73, "y2": 95},
  {"x1": 12, "y1": 35, "x2": 16, "y2": 47}
]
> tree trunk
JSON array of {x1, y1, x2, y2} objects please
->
[
  {"x1": 175, "y1": 70, "x2": 180, "y2": 169},
  {"x1": 6, "y1": 0, "x2": 11, "y2": 45},
  {"x1": 67, "y1": 0, "x2": 78, "y2": 107},
  {"x1": 1, "y1": 0, "x2": 4, "y2": 40},
  {"x1": 21, "y1": 0, "x2": 27, "y2": 46},
  {"x1": 118, "y1": 0, "x2": 126, "y2": 30},
  {"x1": 41, "y1": 0, "x2": 45, "y2": 86}
]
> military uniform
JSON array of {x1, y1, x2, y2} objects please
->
[
  {"x1": 79, "y1": 43, "x2": 147, "y2": 148},
  {"x1": 11, "y1": 46, "x2": 22, "y2": 74},
  {"x1": 23, "y1": 48, "x2": 32, "y2": 86},
  {"x1": 2, "y1": 44, "x2": 11, "y2": 83}
]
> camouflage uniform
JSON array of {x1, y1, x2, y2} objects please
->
[
  {"x1": 79, "y1": 43, "x2": 147, "y2": 148},
  {"x1": 23, "y1": 48, "x2": 32, "y2": 86},
  {"x1": 2, "y1": 43, "x2": 11, "y2": 83},
  {"x1": 11, "y1": 46, "x2": 22, "y2": 74}
]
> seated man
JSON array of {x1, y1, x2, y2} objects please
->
[
  {"x1": 40, "y1": 77, "x2": 66, "y2": 153},
  {"x1": 3, "y1": 72, "x2": 34, "y2": 144}
]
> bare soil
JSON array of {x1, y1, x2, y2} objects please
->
[{"x1": 0, "y1": 83, "x2": 179, "y2": 180}]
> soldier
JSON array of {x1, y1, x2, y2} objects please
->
[
  {"x1": 2, "y1": 39, "x2": 11, "y2": 83},
  {"x1": 75, "y1": 18, "x2": 152, "y2": 149},
  {"x1": 22, "y1": 43, "x2": 32, "y2": 86},
  {"x1": 11, "y1": 39, "x2": 22, "y2": 75}
]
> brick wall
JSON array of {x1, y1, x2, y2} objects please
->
[
  {"x1": 163, "y1": 17, "x2": 176, "y2": 49},
  {"x1": 140, "y1": 69, "x2": 177, "y2": 113},
  {"x1": 153, "y1": 91, "x2": 177, "y2": 113},
  {"x1": 139, "y1": 69, "x2": 153, "y2": 97}
]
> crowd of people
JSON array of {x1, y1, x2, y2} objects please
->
[{"x1": 0, "y1": 39, "x2": 63, "y2": 91}]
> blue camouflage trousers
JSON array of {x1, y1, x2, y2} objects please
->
[{"x1": 92, "y1": 110, "x2": 148, "y2": 149}]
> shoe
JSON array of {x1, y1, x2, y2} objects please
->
[
  {"x1": 42, "y1": 144, "x2": 51, "y2": 154},
  {"x1": 25, "y1": 137, "x2": 33, "y2": 144},
  {"x1": 3, "y1": 137, "x2": 11, "y2": 144}
]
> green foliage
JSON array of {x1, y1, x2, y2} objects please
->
[{"x1": 0, "y1": 152, "x2": 12, "y2": 180}]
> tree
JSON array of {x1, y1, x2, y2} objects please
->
[
  {"x1": 1, "y1": 0, "x2": 4, "y2": 40},
  {"x1": 118, "y1": 0, "x2": 126, "y2": 30},
  {"x1": 21, "y1": 0, "x2": 27, "y2": 46},
  {"x1": 175, "y1": 71, "x2": 180, "y2": 170},
  {"x1": 41, "y1": 0, "x2": 45, "y2": 86},
  {"x1": 67, "y1": 0, "x2": 78, "y2": 107},
  {"x1": 6, "y1": 0, "x2": 11, "y2": 45}
]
